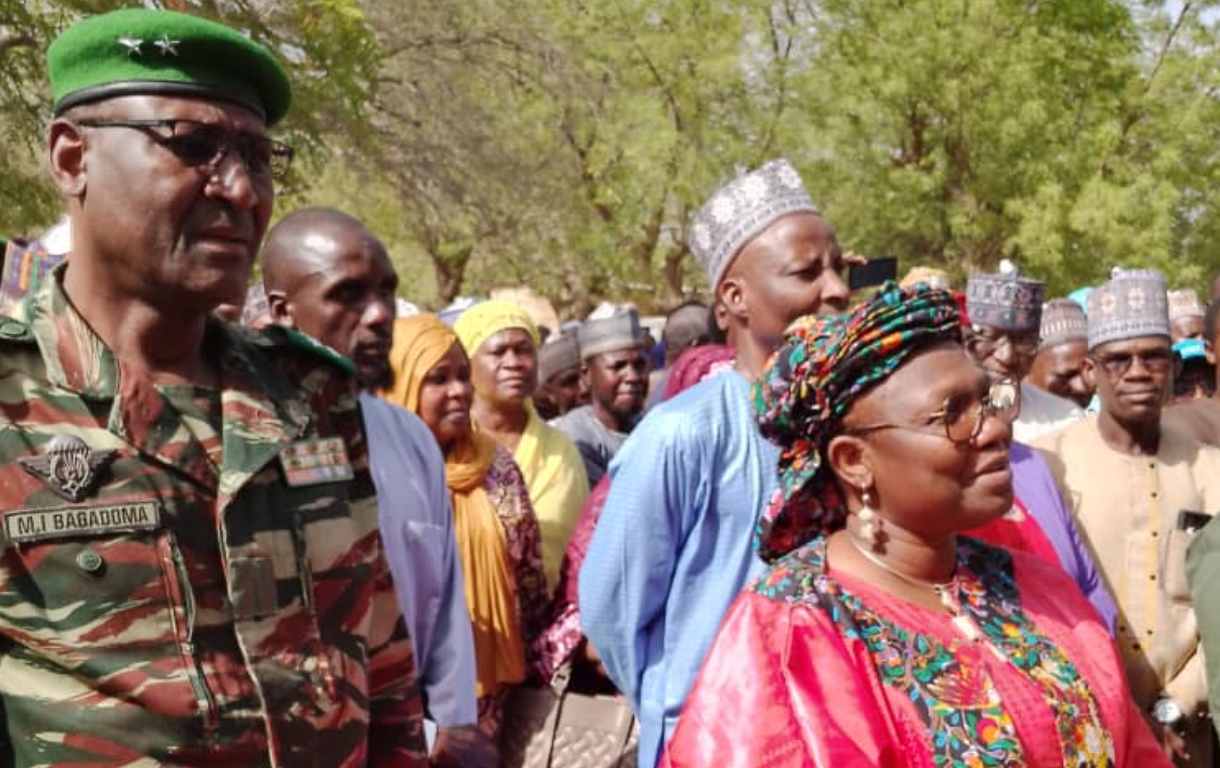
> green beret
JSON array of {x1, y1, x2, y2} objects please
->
[{"x1": 48, "y1": 9, "x2": 291, "y2": 125}]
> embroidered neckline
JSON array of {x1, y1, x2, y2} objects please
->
[{"x1": 754, "y1": 537, "x2": 1115, "y2": 767}]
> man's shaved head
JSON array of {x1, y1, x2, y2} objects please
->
[
  {"x1": 262, "y1": 207, "x2": 399, "y2": 389},
  {"x1": 263, "y1": 207, "x2": 372, "y2": 294}
]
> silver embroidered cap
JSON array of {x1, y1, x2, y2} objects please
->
[
  {"x1": 688, "y1": 159, "x2": 819, "y2": 290},
  {"x1": 1039, "y1": 298, "x2": 1088, "y2": 349},
  {"x1": 1168, "y1": 288, "x2": 1205, "y2": 323},
  {"x1": 965, "y1": 260, "x2": 1045, "y2": 333},
  {"x1": 1086, "y1": 268, "x2": 1170, "y2": 350},
  {"x1": 578, "y1": 309, "x2": 645, "y2": 360},
  {"x1": 538, "y1": 332, "x2": 581, "y2": 381}
]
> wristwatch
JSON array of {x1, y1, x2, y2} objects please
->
[{"x1": 1152, "y1": 697, "x2": 1185, "y2": 727}]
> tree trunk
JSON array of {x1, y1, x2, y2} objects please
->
[
  {"x1": 431, "y1": 245, "x2": 474, "y2": 305},
  {"x1": 662, "y1": 246, "x2": 687, "y2": 305}
]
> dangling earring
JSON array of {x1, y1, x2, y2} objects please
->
[{"x1": 857, "y1": 489, "x2": 883, "y2": 550}]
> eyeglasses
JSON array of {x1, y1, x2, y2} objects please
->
[
  {"x1": 1092, "y1": 348, "x2": 1173, "y2": 378},
  {"x1": 966, "y1": 328, "x2": 1040, "y2": 359},
  {"x1": 75, "y1": 118, "x2": 294, "y2": 181},
  {"x1": 846, "y1": 378, "x2": 1020, "y2": 445}
]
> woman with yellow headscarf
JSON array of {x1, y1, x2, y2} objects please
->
[
  {"x1": 452, "y1": 300, "x2": 590, "y2": 587},
  {"x1": 386, "y1": 313, "x2": 550, "y2": 740}
]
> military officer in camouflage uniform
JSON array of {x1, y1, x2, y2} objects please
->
[
  {"x1": 261, "y1": 208, "x2": 499, "y2": 768},
  {"x1": 0, "y1": 9, "x2": 427, "y2": 766}
]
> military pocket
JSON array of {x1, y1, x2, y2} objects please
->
[
  {"x1": 238, "y1": 475, "x2": 376, "y2": 716},
  {"x1": 274, "y1": 485, "x2": 365, "y2": 701},
  {"x1": 0, "y1": 508, "x2": 224, "y2": 726},
  {"x1": 0, "y1": 503, "x2": 187, "y2": 649},
  {"x1": 297, "y1": 488, "x2": 381, "y2": 698}
]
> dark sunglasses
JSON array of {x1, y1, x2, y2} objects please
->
[
  {"x1": 1091, "y1": 348, "x2": 1173, "y2": 378},
  {"x1": 76, "y1": 118, "x2": 294, "y2": 181}
]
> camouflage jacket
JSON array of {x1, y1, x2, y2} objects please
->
[{"x1": 0, "y1": 271, "x2": 426, "y2": 767}]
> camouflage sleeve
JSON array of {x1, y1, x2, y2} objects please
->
[
  {"x1": 365, "y1": 532, "x2": 429, "y2": 766},
  {"x1": 351, "y1": 416, "x2": 428, "y2": 766},
  {"x1": 275, "y1": 343, "x2": 429, "y2": 765},
  {"x1": 304, "y1": 369, "x2": 429, "y2": 766},
  {"x1": 0, "y1": 677, "x2": 9, "y2": 763}
]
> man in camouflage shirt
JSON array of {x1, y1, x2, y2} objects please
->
[
  {"x1": 262, "y1": 208, "x2": 495, "y2": 767},
  {"x1": 0, "y1": 9, "x2": 426, "y2": 766}
]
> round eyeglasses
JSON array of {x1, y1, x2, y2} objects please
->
[{"x1": 845, "y1": 378, "x2": 1020, "y2": 444}]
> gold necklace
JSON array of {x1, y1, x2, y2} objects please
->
[{"x1": 847, "y1": 534, "x2": 984, "y2": 643}]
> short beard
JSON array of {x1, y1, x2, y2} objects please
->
[
  {"x1": 358, "y1": 364, "x2": 393, "y2": 393},
  {"x1": 600, "y1": 397, "x2": 644, "y2": 429}
]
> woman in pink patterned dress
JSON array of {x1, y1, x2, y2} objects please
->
[{"x1": 662, "y1": 283, "x2": 1167, "y2": 767}]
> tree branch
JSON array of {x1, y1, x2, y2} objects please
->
[
  {"x1": 0, "y1": 34, "x2": 34, "y2": 55},
  {"x1": 1146, "y1": 2, "x2": 1192, "y2": 94}
]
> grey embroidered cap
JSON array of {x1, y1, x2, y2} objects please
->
[
  {"x1": 1168, "y1": 288, "x2": 1205, "y2": 323},
  {"x1": 965, "y1": 260, "x2": 1045, "y2": 333},
  {"x1": 1086, "y1": 268, "x2": 1170, "y2": 350},
  {"x1": 538, "y1": 333, "x2": 581, "y2": 381},
  {"x1": 577, "y1": 309, "x2": 645, "y2": 360},
  {"x1": 688, "y1": 159, "x2": 819, "y2": 290},
  {"x1": 1039, "y1": 298, "x2": 1088, "y2": 349}
]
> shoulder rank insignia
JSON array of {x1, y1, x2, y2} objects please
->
[{"x1": 19, "y1": 435, "x2": 118, "y2": 502}]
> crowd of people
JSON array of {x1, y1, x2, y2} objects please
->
[{"x1": 3, "y1": 7, "x2": 1220, "y2": 768}]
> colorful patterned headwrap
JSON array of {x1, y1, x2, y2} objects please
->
[{"x1": 752, "y1": 281, "x2": 962, "y2": 562}]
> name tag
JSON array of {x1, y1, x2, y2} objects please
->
[
  {"x1": 5, "y1": 501, "x2": 161, "y2": 544},
  {"x1": 281, "y1": 437, "x2": 354, "y2": 487}
]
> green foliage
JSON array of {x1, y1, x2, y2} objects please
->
[
  {"x1": 6, "y1": 0, "x2": 1220, "y2": 308},
  {"x1": 0, "y1": 0, "x2": 381, "y2": 234},
  {"x1": 794, "y1": 0, "x2": 1220, "y2": 296},
  {"x1": 295, "y1": 160, "x2": 441, "y2": 305},
  {"x1": 327, "y1": 0, "x2": 801, "y2": 312},
  {"x1": 0, "y1": 0, "x2": 69, "y2": 234}
]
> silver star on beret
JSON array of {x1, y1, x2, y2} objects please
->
[
  {"x1": 117, "y1": 36, "x2": 143, "y2": 56},
  {"x1": 153, "y1": 34, "x2": 180, "y2": 56}
]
